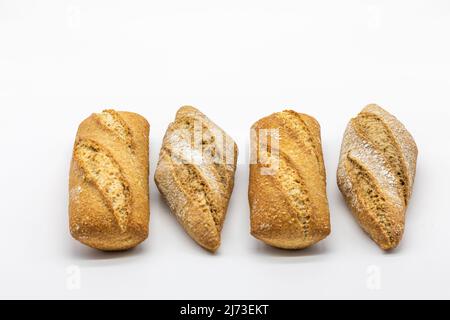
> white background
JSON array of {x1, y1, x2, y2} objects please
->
[{"x1": 0, "y1": 0, "x2": 449, "y2": 300}]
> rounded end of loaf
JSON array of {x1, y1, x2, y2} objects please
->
[
  {"x1": 184, "y1": 216, "x2": 222, "y2": 253},
  {"x1": 102, "y1": 109, "x2": 150, "y2": 127},
  {"x1": 199, "y1": 237, "x2": 221, "y2": 253},
  {"x1": 372, "y1": 232, "x2": 403, "y2": 251},
  {"x1": 361, "y1": 103, "x2": 383, "y2": 113},
  {"x1": 251, "y1": 233, "x2": 330, "y2": 250},
  {"x1": 282, "y1": 109, "x2": 321, "y2": 127},
  {"x1": 362, "y1": 216, "x2": 405, "y2": 251},
  {"x1": 250, "y1": 109, "x2": 320, "y2": 130},
  {"x1": 69, "y1": 222, "x2": 149, "y2": 251},
  {"x1": 176, "y1": 105, "x2": 200, "y2": 118},
  {"x1": 378, "y1": 241, "x2": 400, "y2": 251},
  {"x1": 251, "y1": 222, "x2": 330, "y2": 250}
]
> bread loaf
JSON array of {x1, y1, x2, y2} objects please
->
[
  {"x1": 249, "y1": 110, "x2": 331, "y2": 249},
  {"x1": 337, "y1": 104, "x2": 418, "y2": 250},
  {"x1": 154, "y1": 106, "x2": 238, "y2": 252},
  {"x1": 69, "y1": 110, "x2": 150, "y2": 251}
]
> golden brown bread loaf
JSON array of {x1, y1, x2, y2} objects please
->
[
  {"x1": 69, "y1": 110, "x2": 150, "y2": 251},
  {"x1": 154, "y1": 106, "x2": 238, "y2": 252},
  {"x1": 337, "y1": 104, "x2": 418, "y2": 250},
  {"x1": 249, "y1": 110, "x2": 331, "y2": 249}
]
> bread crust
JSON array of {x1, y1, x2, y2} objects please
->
[
  {"x1": 154, "y1": 106, "x2": 238, "y2": 252},
  {"x1": 249, "y1": 110, "x2": 331, "y2": 249},
  {"x1": 337, "y1": 104, "x2": 418, "y2": 250},
  {"x1": 69, "y1": 110, "x2": 150, "y2": 251}
]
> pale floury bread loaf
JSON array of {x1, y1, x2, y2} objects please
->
[
  {"x1": 154, "y1": 106, "x2": 238, "y2": 252},
  {"x1": 337, "y1": 104, "x2": 418, "y2": 250},
  {"x1": 69, "y1": 110, "x2": 150, "y2": 251},
  {"x1": 249, "y1": 110, "x2": 331, "y2": 249}
]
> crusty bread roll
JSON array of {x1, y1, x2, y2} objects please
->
[
  {"x1": 249, "y1": 110, "x2": 331, "y2": 249},
  {"x1": 337, "y1": 104, "x2": 418, "y2": 250},
  {"x1": 155, "y1": 106, "x2": 238, "y2": 252},
  {"x1": 69, "y1": 110, "x2": 150, "y2": 251}
]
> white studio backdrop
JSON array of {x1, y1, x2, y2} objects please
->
[{"x1": 0, "y1": 0, "x2": 450, "y2": 299}]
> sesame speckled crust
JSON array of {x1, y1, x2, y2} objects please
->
[
  {"x1": 249, "y1": 110, "x2": 331, "y2": 249},
  {"x1": 69, "y1": 110, "x2": 150, "y2": 251},
  {"x1": 154, "y1": 106, "x2": 238, "y2": 252},
  {"x1": 337, "y1": 104, "x2": 418, "y2": 250}
]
